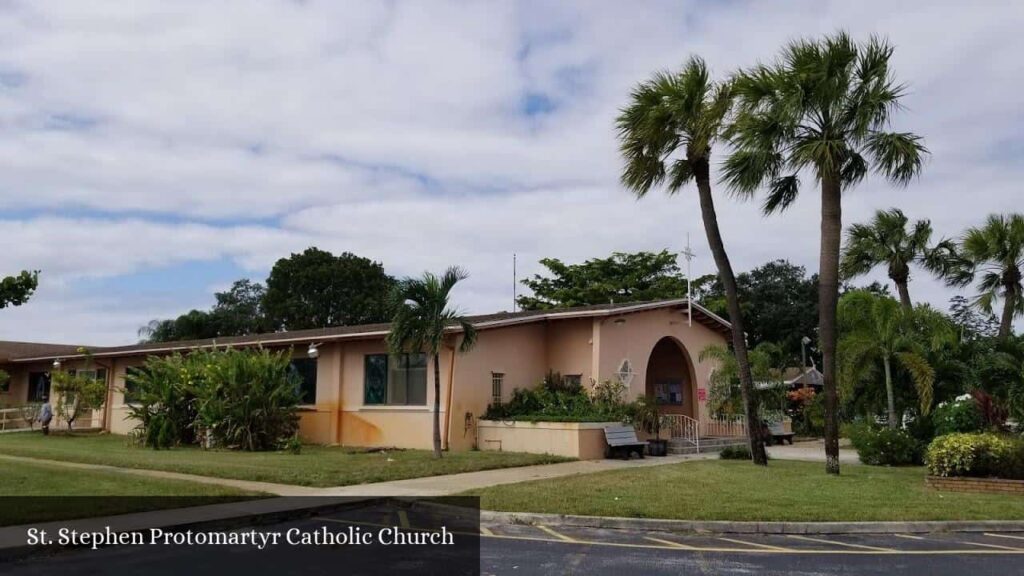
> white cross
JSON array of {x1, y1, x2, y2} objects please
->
[{"x1": 681, "y1": 233, "x2": 696, "y2": 326}]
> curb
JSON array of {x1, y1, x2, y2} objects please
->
[
  {"x1": 480, "y1": 510, "x2": 1024, "y2": 535},
  {"x1": 0, "y1": 496, "x2": 382, "y2": 562}
]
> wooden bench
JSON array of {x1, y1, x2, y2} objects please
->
[
  {"x1": 604, "y1": 425, "x2": 648, "y2": 459},
  {"x1": 765, "y1": 422, "x2": 794, "y2": 445}
]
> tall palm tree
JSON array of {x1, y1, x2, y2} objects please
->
[
  {"x1": 387, "y1": 267, "x2": 477, "y2": 458},
  {"x1": 724, "y1": 33, "x2": 927, "y2": 474},
  {"x1": 838, "y1": 291, "x2": 950, "y2": 428},
  {"x1": 617, "y1": 56, "x2": 767, "y2": 466},
  {"x1": 840, "y1": 208, "x2": 953, "y2": 310},
  {"x1": 945, "y1": 214, "x2": 1024, "y2": 340}
]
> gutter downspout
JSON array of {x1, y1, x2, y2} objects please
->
[{"x1": 443, "y1": 340, "x2": 457, "y2": 451}]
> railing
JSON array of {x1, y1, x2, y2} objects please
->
[
  {"x1": 703, "y1": 415, "x2": 748, "y2": 438},
  {"x1": 0, "y1": 406, "x2": 35, "y2": 432},
  {"x1": 663, "y1": 414, "x2": 700, "y2": 452}
]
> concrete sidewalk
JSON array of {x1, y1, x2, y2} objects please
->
[
  {"x1": 766, "y1": 439, "x2": 860, "y2": 464},
  {"x1": 1, "y1": 451, "x2": 716, "y2": 497}
]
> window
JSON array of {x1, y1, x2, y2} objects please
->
[
  {"x1": 0, "y1": 376, "x2": 9, "y2": 394},
  {"x1": 491, "y1": 373, "x2": 504, "y2": 405},
  {"x1": 564, "y1": 374, "x2": 582, "y2": 388},
  {"x1": 124, "y1": 366, "x2": 148, "y2": 405},
  {"x1": 75, "y1": 369, "x2": 107, "y2": 383},
  {"x1": 289, "y1": 358, "x2": 318, "y2": 405},
  {"x1": 364, "y1": 353, "x2": 427, "y2": 406},
  {"x1": 27, "y1": 372, "x2": 51, "y2": 402}
]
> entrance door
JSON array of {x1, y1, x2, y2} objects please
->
[{"x1": 27, "y1": 372, "x2": 51, "y2": 402}]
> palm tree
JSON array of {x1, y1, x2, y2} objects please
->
[
  {"x1": 945, "y1": 214, "x2": 1024, "y2": 341},
  {"x1": 617, "y1": 56, "x2": 767, "y2": 466},
  {"x1": 838, "y1": 291, "x2": 950, "y2": 428},
  {"x1": 387, "y1": 267, "x2": 477, "y2": 458},
  {"x1": 724, "y1": 33, "x2": 927, "y2": 474},
  {"x1": 841, "y1": 208, "x2": 953, "y2": 310}
]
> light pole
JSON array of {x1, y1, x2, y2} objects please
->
[{"x1": 801, "y1": 336, "x2": 811, "y2": 371}]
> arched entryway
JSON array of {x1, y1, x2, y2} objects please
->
[{"x1": 645, "y1": 337, "x2": 695, "y2": 418}]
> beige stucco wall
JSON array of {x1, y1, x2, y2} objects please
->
[
  {"x1": 594, "y1": 307, "x2": 727, "y2": 425},
  {"x1": 477, "y1": 420, "x2": 618, "y2": 459},
  {"x1": 545, "y1": 318, "x2": 593, "y2": 384}
]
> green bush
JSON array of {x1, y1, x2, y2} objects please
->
[
  {"x1": 482, "y1": 376, "x2": 631, "y2": 423},
  {"x1": 719, "y1": 444, "x2": 755, "y2": 460},
  {"x1": 925, "y1": 433, "x2": 1024, "y2": 479},
  {"x1": 932, "y1": 396, "x2": 984, "y2": 437},
  {"x1": 848, "y1": 424, "x2": 923, "y2": 466},
  {"x1": 126, "y1": 348, "x2": 300, "y2": 451}
]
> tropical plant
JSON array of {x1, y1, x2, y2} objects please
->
[
  {"x1": 51, "y1": 350, "x2": 108, "y2": 431},
  {"x1": 840, "y1": 208, "x2": 952, "y2": 310},
  {"x1": 701, "y1": 342, "x2": 788, "y2": 426},
  {"x1": 387, "y1": 266, "x2": 478, "y2": 458},
  {"x1": 725, "y1": 33, "x2": 928, "y2": 474},
  {"x1": 847, "y1": 424, "x2": 923, "y2": 466},
  {"x1": 188, "y1": 348, "x2": 301, "y2": 451},
  {"x1": 931, "y1": 394, "x2": 984, "y2": 437},
  {"x1": 125, "y1": 354, "x2": 202, "y2": 449},
  {"x1": 944, "y1": 214, "x2": 1024, "y2": 341},
  {"x1": 838, "y1": 291, "x2": 951, "y2": 428},
  {"x1": 925, "y1": 432, "x2": 1022, "y2": 479},
  {"x1": 617, "y1": 56, "x2": 767, "y2": 465}
]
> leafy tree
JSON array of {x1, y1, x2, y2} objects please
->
[
  {"x1": 387, "y1": 267, "x2": 477, "y2": 458},
  {"x1": 210, "y1": 279, "x2": 271, "y2": 336},
  {"x1": 0, "y1": 270, "x2": 39, "y2": 309},
  {"x1": 264, "y1": 248, "x2": 395, "y2": 330},
  {"x1": 838, "y1": 291, "x2": 951, "y2": 428},
  {"x1": 944, "y1": 214, "x2": 1024, "y2": 340},
  {"x1": 949, "y1": 295, "x2": 999, "y2": 340},
  {"x1": 517, "y1": 251, "x2": 687, "y2": 310},
  {"x1": 138, "y1": 310, "x2": 219, "y2": 343},
  {"x1": 725, "y1": 33, "x2": 927, "y2": 474},
  {"x1": 841, "y1": 208, "x2": 953, "y2": 310},
  {"x1": 617, "y1": 57, "x2": 766, "y2": 465},
  {"x1": 700, "y1": 342, "x2": 788, "y2": 423},
  {"x1": 51, "y1": 349, "x2": 108, "y2": 431}
]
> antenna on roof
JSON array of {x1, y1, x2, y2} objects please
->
[
  {"x1": 682, "y1": 232, "x2": 696, "y2": 327},
  {"x1": 513, "y1": 253, "x2": 517, "y2": 312}
]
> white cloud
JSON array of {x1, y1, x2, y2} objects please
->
[{"x1": 0, "y1": 0, "x2": 1022, "y2": 344}]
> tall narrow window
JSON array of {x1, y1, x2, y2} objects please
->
[
  {"x1": 124, "y1": 366, "x2": 148, "y2": 405},
  {"x1": 289, "y1": 358, "x2": 318, "y2": 405},
  {"x1": 27, "y1": 372, "x2": 51, "y2": 402},
  {"x1": 491, "y1": 373, "x2": 504, "y2": 405}
]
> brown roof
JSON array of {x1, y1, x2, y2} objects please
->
[
  {"x1": 0, "y1": 341, "x2": 88, "y2": 363},
  {"x1": 3, "y1": 298, "x2": 731, "y2": 363}
]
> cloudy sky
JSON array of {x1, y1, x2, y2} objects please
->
[{"x1": 1, "y1": 1, "x2": 1021, "y2": 345}]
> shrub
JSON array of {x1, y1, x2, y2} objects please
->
[
  {"x1": 126, "y1": 348, "x2": 300, "y2": 451},
  {"x1": 932, "y1": 395, "x2": 984, "y2": 436},
  {"x1": 482, "y1": 377, "x2": 631, "y2": 423},
  {"x1": 719, "y1": 444, "x2": 755, "y2": 460},
  {"x1": 848, "y1": 424, "x2": 923, "y2": 466},
  {"x1": 925, "y1": 433, "x2": 1023, "y2": 479}
]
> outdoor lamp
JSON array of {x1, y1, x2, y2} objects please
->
[
  {"x1": 307, "y1": 343, "x2": 320, "y2": 359},
  {"x1": 52, "y1": 358, "x2": 61, "y2": 369}
]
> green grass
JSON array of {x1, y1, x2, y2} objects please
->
[
  {"x1": 0, "y1": 459, "x2": 259, "y2": 525},
  {"x1": 463, "y1": 460, "x2": 1024, "y2": 522},
  {"x1": 0, "y1": 432, "x2": 570, "y2": 487}
]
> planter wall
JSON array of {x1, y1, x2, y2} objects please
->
[
  {"x1": 926, "y1": 475, "x2": 1024, "y2": 495},
  {"x1": 476, "y1": 420, "x2": 623, "y2": 460}
]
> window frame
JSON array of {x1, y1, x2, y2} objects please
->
[
  {"x1": 288, "y1": 358, "x2": 318, "y2": 406},
  {"x1": 491, "y1": 372, "x2": 505, "y2": 406},
  {"x1": 363, "y1": 353, "x2": 428, "y2": 407}
]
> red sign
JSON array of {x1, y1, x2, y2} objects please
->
[{"x1": 697, "y1": 388, "x2": 707, "y2": 402}]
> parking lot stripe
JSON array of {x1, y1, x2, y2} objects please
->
[
  {"x1": 786, "y1": 535, "x2": 894, "y2": 551},
  {"x1": 984, "y1": 533, "x2": 1024, "y2": 542},
  {"x1": 536, "y1": 525, "x2": 578, "y2": 543},
  {"x1": 894, "y1": 534, "x2": 925, "y2": 541},
  {"x1": 717, "y1": 537, "x2": 792, "y2": 551},
  {"x1": 954, "y1": 540, "x2": 1023, "y2": 551},
  {"x1": 644, "y1": 536, "x2": 698, "y2": 549}
]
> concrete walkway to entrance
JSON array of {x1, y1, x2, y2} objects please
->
[
  {"x1": 766, "y1": 439, "x2": 860, "y2": 464},
  {"x1": 0, "y1": 451, "x2": 718, "y2": 497}
]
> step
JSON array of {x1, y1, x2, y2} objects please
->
[{"x1": 667, "y1": 439, "x2": 747, "y2": 455}]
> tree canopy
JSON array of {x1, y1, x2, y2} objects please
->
[
  {"x1": 517, "y1": 250, "x2": 688, "y2": 310},
  {"x1": 0, "y1": 270, "x2": 39, "y2": 309}
]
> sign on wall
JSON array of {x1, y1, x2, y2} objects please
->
[{"x1": 697, "y1": 387, "x2": 707, "y2": 402}]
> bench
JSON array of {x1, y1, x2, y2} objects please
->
[
  {"x1": 765, "y1": 422, "x2": 794, "y2": 446},
  {"x1": 604, "y1": 425, "x2": 648, "y2": 459}
]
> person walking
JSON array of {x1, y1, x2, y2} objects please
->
[{"x1": 38, "y1": 399, "x2": 53, "y2": 436}]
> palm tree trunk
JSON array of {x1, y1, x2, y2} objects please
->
[
  {"x1": 998, "y1": 282, "x2": 1017, "y2": 341},
  {"x1": 820, "y1": 175, "x2": 842, "y2": 475},
  {"x1": 896, "y1": 281, "x2": 913, "y2": 311},
  {"x1": 883, "y1": 355, "x2": 897, "y2": 430},
  {"x1": 694, "y1": 160, "x2": 767, "y2": 466},
  {"x1": 432, "y1": 353, "x2": 443, "y2": 458}
]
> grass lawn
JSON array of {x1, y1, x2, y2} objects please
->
[
  {"x1": 0, "y1": 459, "x2": 258, "y2": 525},
  {"x1": 463, "y1": 459, "x2": 1024, "y2": 522},
  {"x1": 0, "y1": 432, "x2": 570, "y2": 488}
]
